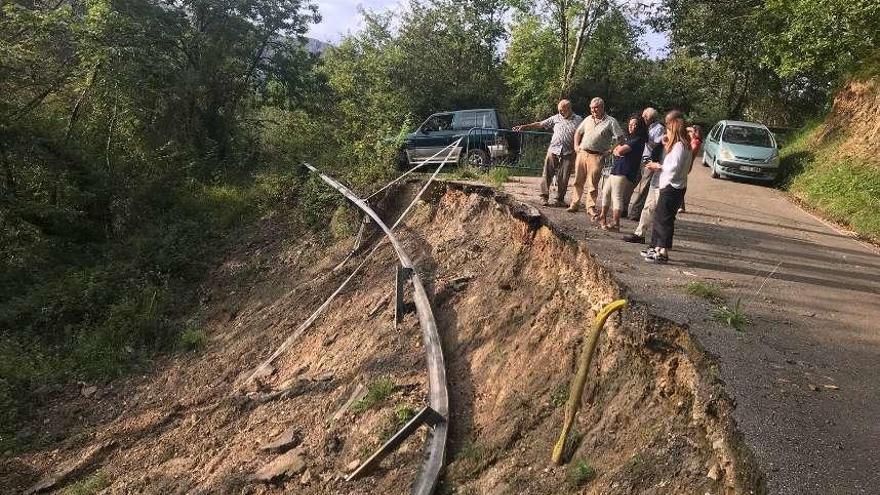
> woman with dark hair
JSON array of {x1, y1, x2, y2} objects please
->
[
  {"x1": 642, "y1": 112, "x2": 692, "y2": 264},
  {"x1": 598, "y1": 114, "x2": 647, "y2": 231}
]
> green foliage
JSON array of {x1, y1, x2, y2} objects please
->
[
  {"x1": 63, "y1": 473, "x2": 109, "y2": 495},
  {"x1": 713, "y1": 300, "x2": 750, "y2": 331},
  {"x1": 380, "y1": 403, "x2": 418, "y2": 441},
  {"x1": 654, "y1": 0, "x2": 879, "y2": 123},
  {"x1": 179, "y1": 328, "x2": 208, "y2": 352},
  {"x1": 487, "y1": 167, "x2": 510, "y2": 186},
  {"x1": 550, "y1": 383, "x2": 569, "y2": 408},
  {"x1": 352, "y1": 377, "x2": 396, "y2": 413},
  {"x1": 685, "y1": 281, "x2": 724, "y2": 302},
  {"x1": 761, "y1": 0, "x2": 880, "y2": 84},
  {"x1": 567, "y1": 459, "x2": 597, "y2": 487}
]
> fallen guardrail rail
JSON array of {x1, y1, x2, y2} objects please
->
[{"x1": 305, "y1": 163, "x2": 450, "y2": 495}]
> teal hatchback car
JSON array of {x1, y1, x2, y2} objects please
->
[{"x1": 702, "y1": 120, "x2": 779, "y2": 182}]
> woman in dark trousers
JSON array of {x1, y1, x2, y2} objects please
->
[{"x1": 642, "y1": 112, "x2": 692, "y2": 264}]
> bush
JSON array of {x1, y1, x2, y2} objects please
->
[
  {"x1": 178, "y1": 328, "x2": 208, "y2": 352},
  {"x1": 352, "y1": 377, "x2": 396, "y2": 413},
  {"x1": 567, "y1": 459, "x2": 597, "y2": 487}
]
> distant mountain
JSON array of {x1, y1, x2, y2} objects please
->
[{"x1": 304, "y1": 37, "x2": 331, "y2": 55}]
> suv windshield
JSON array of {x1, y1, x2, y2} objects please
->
[{"x1": 722, "y1": 125, "x2": 773, "y2": 148}]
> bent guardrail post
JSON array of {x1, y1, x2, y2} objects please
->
[
  {"x1": 395, "y1": 265, "x2": 413, "y2": 325},
  {"x1": 304, "y1": 164, "x2": 449, "y2": 495}
]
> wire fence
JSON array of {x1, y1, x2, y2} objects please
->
[{"x1": 463, "y1": 127, "x2": 552, "y2": 176}]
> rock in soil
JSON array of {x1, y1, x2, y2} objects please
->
[
  {"x1": 260, "y1": 426, "x2": 300, "y2": 453},
  {"x1": 253, "y1": 448, "x2": 306, "y2": 482}
]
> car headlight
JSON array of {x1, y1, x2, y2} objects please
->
[
  {"x1": 766, "y1": 151, "x2": 779, "y2": 164},
  {"x1": 720, "y1": 148, "x2": 733, "y2": 161}
]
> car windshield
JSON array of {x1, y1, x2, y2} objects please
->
[{"x1": 722, "y1": 125, "x2": 773, "y2": 148}]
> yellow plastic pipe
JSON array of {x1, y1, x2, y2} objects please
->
[{"x1": 552, "y1": 299, "x2": 628, "y2": 465}]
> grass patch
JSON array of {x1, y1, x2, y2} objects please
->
[
  {"x1": 63, "y1": 473, "x2": 109, "y2": 495},
  {"x1": 178, "y1": 327, "x2": 208, "y2": 352},
  {"x1": 550, "y1": 383, "x2": 569, "y2": 408},
  {"x1": 685, "y1": 281, "x2": 724, "y2": 302},
  {"x1": 380, "y1": 403, "x2": 418, "y2": 441},
  {"x1": 351, "y1": 377, "x2": 395, "y2": 413},
  {"x1": 567, "y1": 459, "x2": 597, "y2": 488},
  {"x1": 447, "y1": 165, "x2": 511, "y2": 188},
  {"x1": 779, "y1": 121, "x2": 880, "y2": 243},
  {"x1": 487, "y1": 167, "x2": 510, "y2": 186},
  {"x1": 713, "y1": 300, "x2": 750, "y2": 331},
  {"x1": 452, "y1": 441, "x2": 488, "y2": 479}
]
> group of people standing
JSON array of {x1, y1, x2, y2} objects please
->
[{"x1": 514, "y1": 98, "x2": 701, "y2": 264}]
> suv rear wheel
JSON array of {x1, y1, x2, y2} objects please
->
[{"x1": 464, "y1": 149, "x2": 490, "y2": 170}]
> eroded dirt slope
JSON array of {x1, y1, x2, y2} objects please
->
[{"x1": 1, "y1": 182, "x2": 763, "y2": 494}]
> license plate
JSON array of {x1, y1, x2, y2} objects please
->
[{"x1": 741, "y1": 166, "x2": 762, "y2": 173}]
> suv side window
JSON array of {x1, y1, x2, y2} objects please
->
[
  {"x1": 455, "y1": 111, "x2": 496, "y2": 130},
  {"x1": 422, "y1": 113, "x2": 454, "y2": 132},
  {"x1": 456, "y1": 112, "x2": 479, "y2": 130}
]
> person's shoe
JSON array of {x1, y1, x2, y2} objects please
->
[
  {"x1": 567, "y1": 204, "x2": 579, "y2": 213},
  {"x1": 640, "y1": 246, "x2": 656, "y2": 257},
  {"x1": 541, "y1": 198, "x2": 550, "y2": 206},
  {"x1": 678, "y1": 207, "x2": 686, "y2": 213},
  {"x1": 622, "y1": 234, "x2": 645, "y2": 243},
  {"x1": 644, "y1": 251, "x2": 668, "y2": 264},
  {"x1": 553, "y1": 200, "x2": 567, "y2": 208}
]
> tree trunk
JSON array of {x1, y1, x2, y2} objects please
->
[
  {"x1": 63, "y1": 61, "x2": 102, "y2": 146},
  {"x1": 560, "y1": 0, "x2": 606, "y2": 97}
]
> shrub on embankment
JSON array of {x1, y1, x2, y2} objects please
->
[{"x1": 778, "y1": 66, "x2": 880, "y2": 243}]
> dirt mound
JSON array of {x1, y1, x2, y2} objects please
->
[
  {"x1": 0, "y1": 182, "x2": 763, "y2": 494},
  {"x1": 818, "y1": 73, "x2": 880, "y2": 164}
]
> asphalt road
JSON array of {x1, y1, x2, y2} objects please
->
[{"x1": 503, "y1": 162, "x2": 880, "y2": 495}]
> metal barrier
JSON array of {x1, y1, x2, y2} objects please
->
[
  {"x1": 463, "y1": 127, "x2": 552, "y2": 175},
  {"x1": 304, "y1": 164, "x2": 449, "y2": 495}
]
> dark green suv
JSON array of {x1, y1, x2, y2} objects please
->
[{"x1": 400, "y1": 109, "x2": 516, "y2": 169}]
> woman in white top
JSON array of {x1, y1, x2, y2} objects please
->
[{"x1": 642, "y1": 113, "x2": 692, "y2": 264}]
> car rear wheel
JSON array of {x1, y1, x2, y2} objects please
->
[{"x1": 464, "y1": 149, "x2": 490, "y2": 171}]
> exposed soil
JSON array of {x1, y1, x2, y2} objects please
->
[
  {"x1": 0, "y1": 182, "x2": 763, "y2": 494},
  {"x1": 818, "y1": 74, "x2": 879, "y2": 164}
]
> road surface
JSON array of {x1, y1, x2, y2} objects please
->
[{"x1": 503, "y1": 161, "x2": 880, "y2": 495}]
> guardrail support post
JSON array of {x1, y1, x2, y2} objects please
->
[{"x1": 395, "y1": 266, "x2": 413, "y2": 324}]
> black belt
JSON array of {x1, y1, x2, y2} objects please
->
[{"x1": 581, "y1": 148, "x2": 603, "y2": 155}]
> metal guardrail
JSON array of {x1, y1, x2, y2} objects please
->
[{"x1": 304, "y1": 164, "x2": 449, "y2": 495}]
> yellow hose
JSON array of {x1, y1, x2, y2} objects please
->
[{"x1": 552, "y1": 299, "x2": 627, "y2": 465}]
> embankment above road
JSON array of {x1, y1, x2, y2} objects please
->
[{"x1": 780, "y1": 63, "x2": 880, "y2": 243}]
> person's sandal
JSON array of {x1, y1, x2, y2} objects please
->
[{"x1": 644, "y1": 251, "x2": 668, "y2": 264}]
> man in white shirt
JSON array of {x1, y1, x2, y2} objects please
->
[{"x1": 514, "y1": 100, "x2": 583, "y2": 207}]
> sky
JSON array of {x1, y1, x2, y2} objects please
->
[{"x1": 306, "y1": 0, "x2": 670, "y2": 59}]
